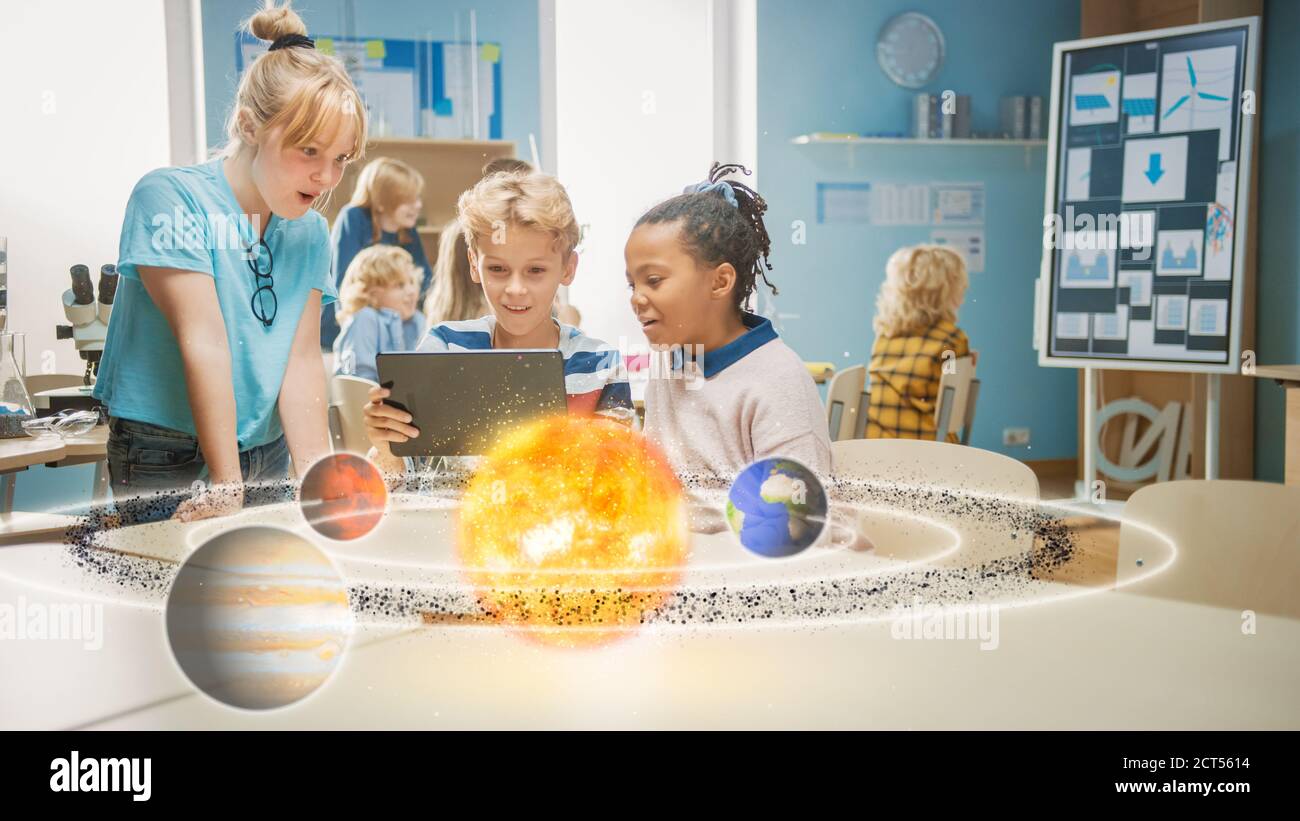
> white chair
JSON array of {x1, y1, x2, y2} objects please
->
[
  {"x1": 1117, "y1": 480, "x2": 1300, "y2": 619},
  {"x1": 824, "y1": 364, "x2": 867, "y2": 442},
  {"x1": 934, "y1": 355, "x2": 978, "y2": 444},
  {"x1": 328, "y1": 374, "x2": 380, "y2": 455},
  {"x1": 22, "y1": 373, "x2": 86, "y2": 394},
  {"x1": 831, "y1": 438, "x2": 1039, "y2": 502}
]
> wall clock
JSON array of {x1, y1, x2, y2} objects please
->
[{"x1": 877, "y1": 12, "x2": 945, "y2": 89}]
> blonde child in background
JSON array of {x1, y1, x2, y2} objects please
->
[
  {"x1": 322, "y1": 157, "x2": 429, "y2": 347},
  {"x1": 332, "y1": 245, "x2": 424, "y2": 382},
  {"x1": 865, "y1": 244, "x2": 974, "y2": 442},
  {"x1": 422, "y1": 219, "x2": 489, "y2": 327},
  {"x1": 624, "y1": 162, "x2": 831, "y2": 478},
  {"x1": 362, "y1": 169, "x2": 632, "y2": 477}
]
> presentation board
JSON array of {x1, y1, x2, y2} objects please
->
[
  {"x1": 236, "y1": 32, "x2": 502, "y2": 141},
  {"x1": 1037, "y1": 17, "x2": 1259, "y2": 373}
]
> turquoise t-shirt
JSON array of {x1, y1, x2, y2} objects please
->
[{"x1": 94, "y1": 158, "x2": 337, "y2": 450}]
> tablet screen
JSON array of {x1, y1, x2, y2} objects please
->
[{"x1": 377, "y1": 350, "x2": 568, "y2": 457}]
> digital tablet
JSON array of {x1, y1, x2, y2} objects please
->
[{"x1": 376, "y1": 349, "x2": 568, "y2": 457}]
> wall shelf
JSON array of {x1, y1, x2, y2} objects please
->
[
  {"x1": 791, "y1": 134, "x2": 1046, "y2": 168},
  {"x1": 791, "y1": 134, "x2": 1046, "y2": 147}
]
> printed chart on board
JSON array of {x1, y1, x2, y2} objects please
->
[{"x1": 1042, "y1": 21, "x2": 1255, "y2": 370}]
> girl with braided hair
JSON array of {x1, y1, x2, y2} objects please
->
[{"x1": 625, "y1": 162, "x2": 831, "y2": 478}]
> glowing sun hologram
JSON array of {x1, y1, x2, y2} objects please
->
[{"x1": 456, "y1": 414, "x2": 690, "y2": 646}]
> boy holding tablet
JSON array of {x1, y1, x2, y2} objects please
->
[{"x1": 362, "y1": 170, "x2": 631, "y2": 474}]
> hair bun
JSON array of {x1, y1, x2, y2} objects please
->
[{"x1": 248, "y1": 2, "x2": 308, "y2": 43}]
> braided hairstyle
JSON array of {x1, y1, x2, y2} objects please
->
[{"x1": 635, "y1": 162, "x2": 777, "y2": 311}]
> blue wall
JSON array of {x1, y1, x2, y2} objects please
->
[
  {"x1": 200, "y1": 0, "x2": 539, "y2": 154},
  {"x1": 1253, "y1": 0, "x2": 1299, "y2": 482},
  {"x1": 757, "y1": 0, "x2": 1081, "y2": 459}
]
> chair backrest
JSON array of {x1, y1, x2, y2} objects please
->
[
  {"x1": 23, "y1": 373, "x2": 85, "y2": 394},
  {"x1": 934, "y1": 355, "x2": 975, "y2": 441},
  {"x1": 831, "y1": 438, "x2": 1039, "y2": 501},
  {"x1": 961, "y1": 379, "x2": 980, "y2": 445},
  {"x1": 328, "y1": 374, "x2": 380, "y2": 455},
  {"x1": 824, "y1": 364, "x2": 866, "y2": 442},
  {"x1": 1117, "y1": 480, "x2": 1300, "y2": 618}
]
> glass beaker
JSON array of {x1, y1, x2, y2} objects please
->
[
  {"x1": 0, "y1": 332, "x2": 35, "y2": 439},
  {"x1": 0, "y1": 236, "x2": 8, "y2": 333}
]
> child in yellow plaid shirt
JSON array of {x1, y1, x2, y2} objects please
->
[{"x1": 866, "y1": 245, "x2": 973, "y2": 442}]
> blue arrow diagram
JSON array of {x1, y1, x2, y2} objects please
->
[{"x1": 1144, "y1": 152, "x2": 1165, "y2": 184}]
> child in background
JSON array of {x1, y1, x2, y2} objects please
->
[
  {"x1": 362, "y1": 169, "x2": 631, "y2": 476},
  {"x1": 482, "y1": 156, "x2": 533, "y2": 177},
  {"x1": 625, "y1": 162, "x2": 831, "y2": 477},
  {"x1": 422, "y1": 219, "x2": 489, "y2": 327},
  {"x1": 865, "y1": 244, "x2": 973, "y2": 442},
  {"x1": 332, "y1": 245, "x2": 424, "y2": 382},
  {"x1": 321, "y1": 157, "x2": 429, "y2": 347}
]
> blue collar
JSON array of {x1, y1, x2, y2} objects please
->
[{"x1": 700, "y1": 312, "x2": 777, "y2": 378}]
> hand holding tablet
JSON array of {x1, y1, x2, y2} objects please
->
[{"x1": 372, "y1": 350, "x2": 568, "y2": 458}]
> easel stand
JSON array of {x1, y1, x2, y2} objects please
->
[{"x1": 1079, "y1": 367, "x2": 1222, "y2": 502}]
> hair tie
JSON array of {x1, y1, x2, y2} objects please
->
[
  {"x1": 268, "y1": 34, "x2": 315, "y2": 51},
  {"x1": 684, "y1": 180, "x2": 738, "y2": 208}
]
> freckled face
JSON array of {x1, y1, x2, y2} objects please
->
[{"x1": 252, "y1": 118, "x2": 358, "y2": 220}]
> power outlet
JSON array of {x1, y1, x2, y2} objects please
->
[{"x1": 1003, "y1": 427, "x2": 1030, "y2": 447}]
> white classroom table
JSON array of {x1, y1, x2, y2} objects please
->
[{"x1": 0, "y1": 495, "x2": 1296, "y2": 730}]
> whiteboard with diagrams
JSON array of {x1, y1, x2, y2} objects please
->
[{"x1": 1038, "y1": 17, "x2": 1259, "y2": 373}]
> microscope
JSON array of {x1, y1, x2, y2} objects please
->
[{"x1": 56, "y1": 263, "x2": 117, "y2": 386}]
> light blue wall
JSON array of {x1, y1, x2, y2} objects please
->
[
  {"x1": 757, "y1": 0, "x2": 1081, "y2": 460},
  {"x1": 1253, "y1": 0, "x2": 1299, "y2": 482},
  {"x1": 199, "y1": 0, "x2": 540, "y2": 154}
]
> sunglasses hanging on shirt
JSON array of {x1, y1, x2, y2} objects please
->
[{"x1": 246, "y1": 238, "x2": 277, "y2": 327}]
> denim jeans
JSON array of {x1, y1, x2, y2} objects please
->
[{"x1": 105, "y1": 416, "x2": 291, "y2": 523}]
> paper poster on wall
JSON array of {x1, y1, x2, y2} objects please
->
[
  {"x1": 356, "y1": 70, "x2": 417, "y2": 137},
  {"x1": 1066, "y1": 148, "x2": 1092, "y2": 201},
  {"x1": 1120, "y1": 211, "x2": 1155, "y2": 251},
  {"x1": 816, "y1": 183, "x2": 930, "y2": 225},
  {"x1": 1070, "y1": 70, "x2": 1120, "y2": 125},
  {"x1": 431, "y1": 42, "x2": 499, "y2": 140},
  {"x1": 871, "y1": 183, "x2": 931, "y2": 225},
  {"x1": 235, "y1": 32, "x2": 502, "y2": 140},
  {"x1": 1056, "y1": 312, "x2": 1090, "y2": 339},
  {"x1": 1121, "y1": 135, "x2": 1189, "y2": 202},
  {"x1": 1122, "y1": 73, "x2": 1157, "y2": 134},
  {"x1": 816, "y1": 183, "x2": 872, "y2": 223},
  {"x1": 931, "y1": 183, "x2": 985, "y2": 224},
  {"x1": 929, "y1": 229, "x2": 984, "y2": 273},
  {"x1": 1118, "y1": 268, "x2": 1152, "y2": 306},
  {"x1": 1155, "y1": 294, "x2": 1189, "y2": 330},
  {"x1": 1093, "y1": 306, "x2": 1129, "y2": 340},
  {"x1": 1160, "y1": 45, "x2": 1237, "y2": 160},
  {"x1": 1156, "y1": 229, "x2": 1204, "y2": 276},
  {"x1": 1187, "y1": 298, "x2": 1228, "y2": 336},
  {"x1": 1059, "y1": 229, "x2": 1117, "y2": 288}
]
